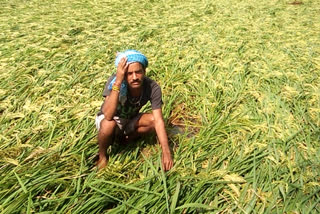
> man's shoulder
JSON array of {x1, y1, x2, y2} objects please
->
[
  {"x1": 144, "y1": 76, "x2": 160, "y2": 88},
  {"x1": 143, "y1": 76, "x2": 163, "y2": 108},
  {"x1": 104, "y1": 74, "x2": 116, "y2": 87},
  {"x1": 143, "y1": 76, "x2": 162, "y2": 101},
  {"x1": 107, "y1": 74, "x2": 116, "y2": 82}
]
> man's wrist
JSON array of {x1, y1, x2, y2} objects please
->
[
  {"x1": 113, "y1": 81, "x2": 122, "y2": 87},
  {"x1": 162, "y1": 147, "x2": 171, "y2": 156},
  {"x1": 112, "y1": 85, "x2": 120, "y2": 92}
]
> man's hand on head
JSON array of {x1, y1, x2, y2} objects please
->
[{"x1": 115, "y1": 57, "x2": 128, "y2": 84}]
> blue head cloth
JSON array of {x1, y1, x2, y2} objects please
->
[
  {"x1": 109, "y1": 50, "x2": 148, "y2": 105},
  {"x1": 114, "y1": 50, "x2": 148, "y2": 68}
]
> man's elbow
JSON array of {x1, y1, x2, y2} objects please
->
[{"x1": 103, "y1": 112, "x2": 114, "y2": 121}]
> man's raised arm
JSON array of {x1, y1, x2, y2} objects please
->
[{"x1": 102, "y1": 57, "x2": 128, "y2": 121}]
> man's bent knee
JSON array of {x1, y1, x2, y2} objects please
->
[
  {"x1": 99, "y1": 119, "x2": 117, "y2": 135},
  {"x1": 137, "y1": 113, "x2": 155, "y2": 129},
  {"x1": 134, "y1": 114, "x2": 155, "y2": 134},
  {"x1": 147, "y1": 114, "x2": 155, "y2": 129}
]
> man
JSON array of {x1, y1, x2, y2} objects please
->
[{"x1": 95, "y1": 50, "x2": 173, "y2": 171}]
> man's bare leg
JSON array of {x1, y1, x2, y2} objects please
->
[
  {"x1": 125, "y1": 113, "x2": 155, "y2": 142},
  {"x1": 97, "y1": 118, "x2": 117, "y2": 169},
  {"x1": 135, "y1": 113, "x2": 155, "y2": 134}
]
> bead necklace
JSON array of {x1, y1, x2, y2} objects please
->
[{"x1": 128, "y1": 90, "x2": 143, "y2": 107}]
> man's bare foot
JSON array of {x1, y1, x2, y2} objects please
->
[{"x1": 97, "y1": 157, "x2": 108, "y2": 170}]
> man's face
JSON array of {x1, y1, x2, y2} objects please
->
[{"x1": 126, "y1": 62, "x2": 145, "y2": 89}]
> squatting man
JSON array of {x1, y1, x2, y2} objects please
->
[{"x1": 95, "y1": 50, "x2": 173, "y2": 171}]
